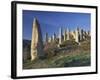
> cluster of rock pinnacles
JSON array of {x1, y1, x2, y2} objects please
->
[{"x1": 30, "y1": 18, "x2": 90, "y2": 61}]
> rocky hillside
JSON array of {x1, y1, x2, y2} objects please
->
[
  {"x1": 23, "y1": 39, "x2": 91, "y2": 69},
  {"x1": 23, "y1": 39, "x2": 31, "y2": 62}
]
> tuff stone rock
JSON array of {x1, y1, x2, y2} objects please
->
[{"x1": 31, "y1": 18, "x2": 45, "y2": 61}]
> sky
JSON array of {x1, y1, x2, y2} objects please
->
[{"x1": 23, "y1": 10, "x2": 91, "y2": 40}]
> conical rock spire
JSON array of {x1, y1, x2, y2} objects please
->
[{"x1": 31, "y1": 18, "x2": 44, "y2": 61}]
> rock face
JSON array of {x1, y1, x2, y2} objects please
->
[{"x1": 31, "y1": 18, "x2": 44, "y2": 61}]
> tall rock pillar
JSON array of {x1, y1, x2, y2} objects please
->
[
  {"x1": 31, "y1": 18, "x2": 44, "y2": 61},
  {"x1": 45, "y1": 32, "x2": 48, "y2": 43},
  {"x1": 59, "y1": 27, "x2": 63, "y2": 44},
  {"x1": 75, "y1": 27, "x2": 79, "y2": 43},
  {"x1": 79, "y1": 29, "x2": 83, "y2": 41},
  {"x1": 64, "y1": 29, "x2": 67, "y2": 41},
  {"x1": 67, "y1": 28, "x2": 70, "y2": 40},
  {"x1": 53, "y1": 33, "x2": 56, "y2": 42}
]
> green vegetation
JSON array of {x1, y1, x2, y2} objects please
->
[
  {"x1": 52, "y1": 52, "x2": 90, "y2": 67},
  {"x1": 23, "y1": 40, "x2": 91, "y2": 69}
]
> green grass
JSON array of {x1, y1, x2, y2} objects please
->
[
  {"x1": 23, "y1": 51, "x2": 90, "y2": 69},
  {"x1": 51, "y1": 52, "x2": 90, "y2": 67},
  {"x1": 23, "y1": 40, "x2": 91, "y2": 69}
]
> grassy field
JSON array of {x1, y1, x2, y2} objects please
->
[
  {"x1": 23, "y1": 40, "x2": 91, "y2": 69},
  {"x1": 23, "y1": 52, "x2": 90, "y2": 69}
]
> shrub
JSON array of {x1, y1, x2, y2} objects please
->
[{"x1": 60, "y1": 40, "x2": 78, "y2": 47}]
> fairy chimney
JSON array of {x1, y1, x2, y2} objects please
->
[{"x1": 31, "y1": 18, "x2": 45, "y2": 61}]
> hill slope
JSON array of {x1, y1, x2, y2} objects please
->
[{"x1": 23, "y1": 40, "x2": 91, "y2": 69}]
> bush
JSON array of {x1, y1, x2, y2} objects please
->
[
  {"x1": 44, "y1": 42, "x2": 58, "y2": 58},
  {"x1": 60, "y1": 40, "x2": 78, "y2": 47},
  {"x1": 80, "y1": 40, "x2": 90, "y2": 51}
]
